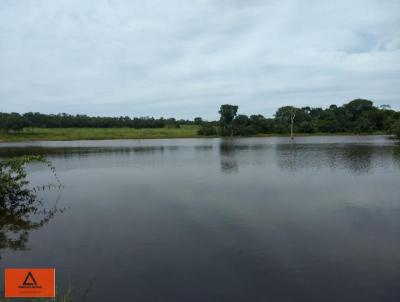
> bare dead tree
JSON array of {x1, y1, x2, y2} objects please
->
[{"x1": 290, "y1": 108, "x2": 296, "y2": 140}]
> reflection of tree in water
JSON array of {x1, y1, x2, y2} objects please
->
[
  {"x1": 276, "y1": 143, "x2": 400, "y2": 174},
  {"x1": 0, "y1": 156, "x2": 64, "y2": 257},
  {"x1": 0, "y1": 197, "x2": 63, "y2": 256},
  {"x1": 0, "y1": 145, "x2": 170, "y2": 159},
  {"x1": 275, "y1": 144, "x2": 300, "y2": 172},
  {"x1": 392, "y1": 146, "x2": 400, "y2": 167},
  {"x1": 219, "y1": 139, "x2": 239, "y2": 173},
  {"x1": 341, "y1": 147, "x2": 373, "y2": 173}
]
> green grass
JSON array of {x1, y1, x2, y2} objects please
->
[
  {"x1": 0, "y1": 126, "x2": 200, "y2": 142},
  {"x1": 0, "y1": 127, "x2": 388, "y2": 142}
]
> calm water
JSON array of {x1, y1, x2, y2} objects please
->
[{"x1": 1, "y1": 136, "x2": 400, "y2": 302}]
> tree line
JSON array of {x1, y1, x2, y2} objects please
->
[
  {"x1": 0, "y1": 112, "x2": 192, "y2": 131},
  {"x1": 1, "y1": 99, "x2": 399, "y2": 138},
  {"x1": 198, "y1": 99, "x2": 400, "y2": 138}
]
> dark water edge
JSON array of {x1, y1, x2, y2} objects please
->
[{"x1": 0, "y1": 136, "x2": 400, "y2": 302}]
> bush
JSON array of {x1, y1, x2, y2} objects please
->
[
  {"x1": 165, "y1": 123, "x2": 180, "y2": 128},
  {"x1": 391, "y1": 120, "x2": 400, "y2": 138},
  {"x1": 0, "y1": 156, "x2": 62, "y2": 254},
  {"x1": 197, "y1": 123, "x2": 217, "y2": 136},
  {"x1": 233, "y1": 125, "x2": 258, "y2": 136},
  {"x1": 0, "y1": 156, "x2": 59, "y2": 207}
]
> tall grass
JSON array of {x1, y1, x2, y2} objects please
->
[{"x1": 0, "y1": 126, "x2": 199, "y2": 142}]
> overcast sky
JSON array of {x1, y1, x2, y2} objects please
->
[{"x1": 0, "y1": 0, "x2": 399, "y2": 119}]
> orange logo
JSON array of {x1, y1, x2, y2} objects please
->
[{"x1": 4, "y1": 268, "x2": 55, "y2": 298}]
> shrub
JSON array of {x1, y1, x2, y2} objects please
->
[
  {"x1": 0, "y1": 156, "x2": 61, "y2": 255},
  {"x1": 1, "y1": 156, "x2": 59, "y2": 206},
  {"x1": 197, "y1": 123, "x2": 217, "y2": 136},
  {"x1": 391, "y1": 120, "x2": 400, "y2": 138}
]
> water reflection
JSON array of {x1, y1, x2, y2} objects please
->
[
  {"x1": 0, "y1": 194, "x2": 63, "y2": 258},
  {"x1": 276, "y1": 144, "x2": 400, "y2": 174},
  {"x1": 0, "y1": 137, "x2": 399, "y2": 301},
  {"x1": 0, "y1": 146, "x2": 168, "y2": 159},
  {"x1": 1, "y1": 137, "x2": 399, "y2": 177},
  {"x1": 0, "y1": 160, "x2": 64, "y2": 259},
  {"x1": 219, "y1": 139, "x2": 239, "y2": 173}
]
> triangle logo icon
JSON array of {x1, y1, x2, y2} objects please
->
[{"x1": 22, "y1": 272, "x2": 37, "y2": 286}]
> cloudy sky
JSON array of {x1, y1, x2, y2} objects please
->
[{"x1": 0, "y1": 0, "x2": 399, "y2": 119}]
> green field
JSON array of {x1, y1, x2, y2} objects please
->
[{"x1": 0, "y1": 126, "x2": 201, "y2": 142}]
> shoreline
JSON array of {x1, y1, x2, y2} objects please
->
[{"x1": 0, "y1": 127, "x2": 390, "y2": 143}]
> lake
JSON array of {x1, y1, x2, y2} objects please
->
[{"x1": 1, "y1": 136, "x2": 400, "y2": 302}]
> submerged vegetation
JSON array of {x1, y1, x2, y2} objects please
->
[{"x1": 0, "y1": 99, "x2": 399, "y2": 141}]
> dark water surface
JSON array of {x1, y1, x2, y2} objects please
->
[{"x1": 1, "y1": 136, "x2": 400, "y2": 302}]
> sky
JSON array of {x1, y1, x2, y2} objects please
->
[{"x1": 0, "y1": 0, "x2": 399, "y2": 119}]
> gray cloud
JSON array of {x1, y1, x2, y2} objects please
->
[{"x1": 0, "y1": 0, "x2": 399, "y2": 119}]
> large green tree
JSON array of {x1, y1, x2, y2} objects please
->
[
  {"x1": 219, "y1": 104, "x2": 238, "y2": 136},
  {"x1": 275, "y1": 106, "x2": 303, "y2": 137}
]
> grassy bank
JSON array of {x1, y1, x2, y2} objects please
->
[
  {"x1": 0, "y1": 127, "x2": 389, "y2": 142},
  {"x1": 0, "y1": 126, "x2": 200, "y2": 142}
]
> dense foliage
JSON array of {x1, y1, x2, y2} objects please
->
[
  {"x1": 199, "y1": 99, "x2": 399, "y2": 136},
  {"x1": 0, "y1": 156, "x2": 59, "y2": 207},
  {"x1": 392, "y1": 120, "x2": 400, "y2": 138},
  {"x1": 219, "y1": 104, "x2": 239, "y2": 136},
  {"x1": 197, "y1": 122, "x2": 217, "y2": 136},
  {"x1": 0, "y1": 112, "x2": 192, "y2": 131}
]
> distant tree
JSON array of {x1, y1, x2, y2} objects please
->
[
  {"x1": 165, "y1": 118, "x2": 180, "y2": 128},
  {"x1": 382, "y1": 109, "x2": 398, "y2": 131},
  {"x1": 1, "y1": 99, "x2": 399, "y2": 137},
  {"x1": 290, "y1": 109, "x2": 296, "y2": 139},
  {"x1": 232, "y1": 115, "x2": 255, "y2": 136},
  {"x1": 298, "y1": 121, "x2": 314, "y2": 133},
  {"x1": 275, "y1": 106, "x2": 298, "y2": 138},
  {"x1": 249, "y1": 115, "x2": 274, "y2": 134},
  {"x1": 219, "y1": 104, "x2": 238, "y2": 136},
  {"x1": 344, "y1": 99, "x2": 375, "y2": 121},
  {"x1": 194, "y1": 117, "x2": 203, "y2": 125},
  {"x1": 0, "y1": 112, "x2": 25, "y2": 132},
  {"x1": 233, "y1": 115, "x2": 250, "y2": 126},
  {"x1": 309, "y1": 107, "x2": 323, "y2": 119}
]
